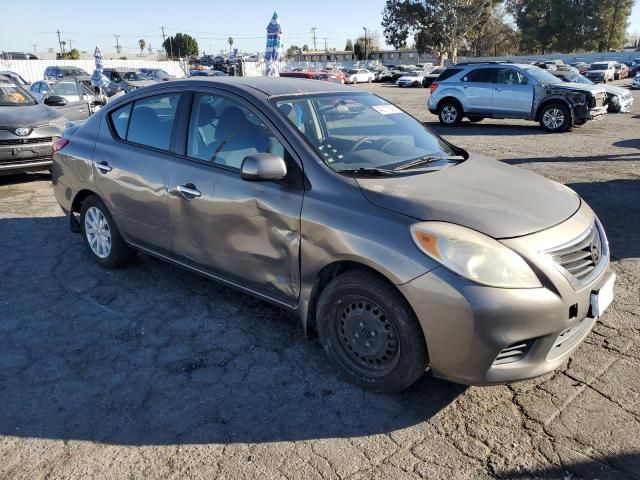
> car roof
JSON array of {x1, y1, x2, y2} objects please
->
[{"x1": 175, "y1": 77, "x2": 356, "y2": 97}]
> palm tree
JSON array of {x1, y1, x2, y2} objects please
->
[
  {"x1": 228, "y1": 37, "x2": 233, "y2": 55},
  {"x1": 139, "y1": 39, "x2": 146, "y2": 56}
]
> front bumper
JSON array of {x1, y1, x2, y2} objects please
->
[
  {"x1": 0, "y1": 140, "x2": 54, "y2": 175},
  {"x1": 398, "y1": 203, "x2": 611, "y2": 385}
]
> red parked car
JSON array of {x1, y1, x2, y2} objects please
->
[{"x1": 614, "y1": 63, "x2": 629, "y2": 80}]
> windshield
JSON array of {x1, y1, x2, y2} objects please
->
[
  {"x1": 589, "y1": 64, "x2": 607, "y2": 71},
  {"x1": 0, "y1": 78, "x2": 35, "y2": 106},
  {"x1": 275, "y1": 93, "x2": 458, "y2": 172},
  {"x1": 432, "y1": 68, "x2": 444, "y2": 74},
  {"x1": 565, "y1": 74, "x2": 592, "y2": 85},
  {"x1": 404, "y1": 72, "x2": 419, "y2": 77},
  {"x1": 521, "y1": 66, "x2": 561, "y2": 84},
  {"x1": 62, "y1": 68, "x2": 89, "y2": 76},
  {"x1": 347, "y1": 69, "x2": 358, "y2": 74}
]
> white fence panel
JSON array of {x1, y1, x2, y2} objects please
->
[{"x1": 0, "y1": 59, "x2": 187, "y2": 83}]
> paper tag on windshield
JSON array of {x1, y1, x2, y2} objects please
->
[{"x1": 372, "y1": 105, "x2": 402, "y2": 115}]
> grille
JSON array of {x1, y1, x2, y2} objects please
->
[
  {"x1": 493, "y1": 340, "x2": 535, "y2": 365},
  {"x1": 548, "y1": 225, "x2": 602, "y2": 282},
  {"x1": 0, "y1": 156, "x2": 52, "y2": 166},
  {"x1": 0, "y1": 137, "x2": 54, "y2": 146}
]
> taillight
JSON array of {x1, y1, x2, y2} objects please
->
[
  {"x1": 430, "y1": 82, "x2": 439, "y2": 94},
  {"x1": 52, "y1": 137, "x2": 69, "y2": 154}
]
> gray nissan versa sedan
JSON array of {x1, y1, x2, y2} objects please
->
[{"x1": 51, "y1": 78, "x2": 614, "y2": 392}]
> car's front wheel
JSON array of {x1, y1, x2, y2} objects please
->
[
  {"x1": 539, "y1": 103, "x2": 571, "y2": 132},
  {"x1": 437, "y1": 100, "x2": 462, "y2": 126},
  {"x1": 317, "y1": 270, "x2": 428, "y2": 392},
  {"x1": 80, "y1": 195, "x2": 134, "y2": 268}
]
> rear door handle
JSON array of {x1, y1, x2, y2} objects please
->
[
  {"x1": 96, "y1": 161, "x2": 112, "y2": 173},
  {"x1": 169, "y1": 184, "x2": 201, "y2": 199}
]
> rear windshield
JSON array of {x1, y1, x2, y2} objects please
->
[{"x1": 589, "y1": 64, "x2": 608, "y2": 70}]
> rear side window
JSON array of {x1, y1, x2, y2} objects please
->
[
  {"x1": 462, "y1": 68, "x2": 497, "y2": 83},
  {"x1": 437, "y1": 68, "x2": 462, "y2": 81},
  {"x1": 126, "y1": 94, "x2": 181, "y2": 150},
  {"x1": 110, "y1": 103, "x2": 132, "y2": 139}
]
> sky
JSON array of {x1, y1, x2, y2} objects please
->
[
  {"x1": 0, "y1": 0, "x2": 389, "y2": 56},
  {"x1": 1, "y1": 0, "x2": 639, "y2": 56}
]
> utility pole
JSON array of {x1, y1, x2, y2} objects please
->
[
  {"x1": 114, "y1": 34, "x2": 121, "y2": 54},
  {"x1": 323, "y1": 37, "x2": 328, "y2": 51},
  {"x1": 67, "y1": 39, "x2": 74, "y2": 51},
  {"x1": 311, "y1": 27, "x2": 317, "y2": 51},
  {"x1": 56, "y1": 29, "x2": 63, "y2": 56},
  {"x1": 362, "y1": 27, "x2": 368, "y2": 62},
  {"x1": 32, "y1": 44, "x2": 37, "y2": 54}
]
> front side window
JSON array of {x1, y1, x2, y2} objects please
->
[
  {"x1": 126, "y1": 93, "x2": 181, "y2": 150},
  {"x1": 275, "y1": 93, "x2": 456, "y2": 172},
  {"x1": 187, "y1": 93, "x2": 285, "y2": 169},
  {"x1": 496, "y1": 69, "x2": 528, "y2": 85}
]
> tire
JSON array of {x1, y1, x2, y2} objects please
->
[
  {"x1": 352, "y1": 77, "x2": 358, "y2": 85},
  {"x1": 539, "y1": 103, "x2": 571, "y2": 133},
  {"x1": 368, "y1": 77, "x2": 372, "y2": 83},
  {"x1": 317, "y1": 269, "x2": 428, "y2": 392},
  {"x1": 437, "y1": 100, "x2": 462, "y2": 126},
  {"x1": 468, "y1": 116, "x2": 483, "y2": 123},
  {"x1": 80, "y1": 195, "x2": 134, "y2": 269}
]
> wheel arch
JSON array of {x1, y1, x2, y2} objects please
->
[
  {"x1": 436, "y1": 96, "x2": 464, "y2": 113},
  {"x1": 303, "y1": 260, "x2": 417, "y2": 339},
  {"x1": 534, "y1": 97, "x2": 572, "y2": 121}
]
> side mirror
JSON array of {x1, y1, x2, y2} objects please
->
[
  {"x1": 241, "y1": 153, "x2": 287, "y2": 181},
  {"x1": 44, "y1": 95, "x2": 68, "y2": 107}
]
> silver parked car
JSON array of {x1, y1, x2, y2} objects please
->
[
  {"x1": 427, "y1": 63, "x2": 607, "y2": 132},
  {"x1": 52, "y1": 78, "x2": 614, "y2": 392}
]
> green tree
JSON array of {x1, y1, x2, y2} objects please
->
[
  {"x1": 163, "y1": 33, "x2": 198, "y2": 58},
  {"x1": 353, "y1": 35, "x2": 377, "y2": 60},
  {"x1": 285, "y1": 44, "x2": 300, "y2": 59},
  {"x1": 345, "y1": 39, "x2": 354, "y2": 51},
  {"x1": 382, "y1": 0, "x2": 496, "y2": 64},
  {"x1": 302, "y1": 44, "x2": 309, "y2": 51},
  {"x1": 138, "y1": 38, "x2": 146, "y2": 56},
  {"x1": 67, "y1": 48, "x2": 80, "y2": 60}
]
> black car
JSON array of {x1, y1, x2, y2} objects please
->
[{"x1": 0, "y1": 75, "x2": 66, "y2": 175}]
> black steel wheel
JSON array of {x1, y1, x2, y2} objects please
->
[{"x1": 317, "y1": 269, "x2": 428, "y2": 392}]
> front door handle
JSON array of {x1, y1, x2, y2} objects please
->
[
  {"x1": 494, "y1": 88, "x2": 503, "y2": 92},
  {"x1": 96, "y1": 161, "x2": 112, "y2": 173},
  {"x1": 169, "y1": 184, "x2": 201, "y2": 199}
]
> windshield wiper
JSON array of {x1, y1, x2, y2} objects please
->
[
  {"x1": 393, "y1": 155, "x2": 465, "y2": 171},
  {"x1": 336, "y1": 167, "x2": 395, "y2": 176}
]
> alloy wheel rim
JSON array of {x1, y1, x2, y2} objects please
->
[
  {"x1": 543, "y1": 108, "x2": 564, "y2": 130},
  {"x1": 333, "y1": 296, "x2": 400, "y2": 376},
  {"x1": 442, "y1": 106, "x2": 458, "y2": 123},
  {"x1": 84, "y1": 206, "x2": 112, "y2": 259}
]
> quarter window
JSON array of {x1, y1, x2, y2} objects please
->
[
  {"x1": 187, "y1": 93, "x2": 285, "y2": 169},
  {"x1": 110, "y1": 103, "x2": 132, "y2": 139},
  {"x1": 126, "y1": 94, "x2": 180, "y2": 150}
]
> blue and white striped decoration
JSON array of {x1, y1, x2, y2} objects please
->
[
  {"x1": 90, "y1": 46, "x2": 110, "y2": 88},
  {"x1": 265, "y1": 11, "x2": 282, "y2": 77}
]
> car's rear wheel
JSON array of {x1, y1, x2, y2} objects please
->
[
  {"x1": 80, "y1": 195, "x2": 134, "y2": 268},
  {"x1": 352, "y1": 77, "x2": 358, "y2": 84},
  {"x1": 539, "y1": 103, "x2": 571, "y2": 132},
  {"x1": 317, "y1": 269, "x2": 428, "y2": 392},
  {"x1": 437, "y1": 100, "x2": 462, "y2": 126}
]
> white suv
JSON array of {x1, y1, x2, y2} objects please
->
[
  {"x1": 585, "y1": 62, "x2": 616, "y2": 83},
  {"x1": 344, "y1": 69, "x2": 374, "y2": 84}
]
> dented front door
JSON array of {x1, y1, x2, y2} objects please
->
[{"x1": 167, "y1": 156, "x2": 303, "y2": 304}]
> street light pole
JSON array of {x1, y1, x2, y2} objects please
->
[{"x1": 362, "y1": 27, "x2": 367, "y2": 64}]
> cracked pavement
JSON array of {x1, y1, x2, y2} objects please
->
[{"x1": 1, "y1": 81, "x2": 639, "y2": 479}]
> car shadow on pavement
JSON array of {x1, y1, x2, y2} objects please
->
[
  {"x1": 612, "y1": 138, "x2": 640, "y2": 150},
  {"x1": 0, "y1": 216, "x2": 464, "y2": 446},
  {"x1": 568, "y1": 179, "x2": 640, "y2": 261},
  {"x1": 0, "y1": 172, "x2": 51, "y2": 186},
  {"x1": 500, "y1": 453, "x2": 640, "y2": 480}
]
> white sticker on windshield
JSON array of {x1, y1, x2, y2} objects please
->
[{"x1": 372, "y1": 105, "x2": 402, "y2": 115}]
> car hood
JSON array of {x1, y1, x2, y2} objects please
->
[
  {"x1": 552, "y1": 82, "x2": 605, "y2": 94},
  {"x1": 397, "y1": 76, "x2": 420, "y2": 81},
  {"x1": 602, "y1": 84, "x2": 629, "y2": 96},
  {"x1": 0, "y1": 102, "x2": 64, "y2": 128},
  {"x1": 355, "y1": 156, "x2": 581, "y2": 239}
]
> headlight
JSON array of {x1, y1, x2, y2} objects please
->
[{"x1": 410, "y1": 222, "x2": 542, "y2": 288}]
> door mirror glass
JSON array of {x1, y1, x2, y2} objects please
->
[
  {"x1": 44, "y1": 95, "x2": 68, "y2": 107},
  {"x1": 241, "y1": 153, "x2": 287, "y2": 181}
]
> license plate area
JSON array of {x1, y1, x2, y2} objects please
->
[{"x1": 590, "y1": 272, "x2": 615, "y2": 318}]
